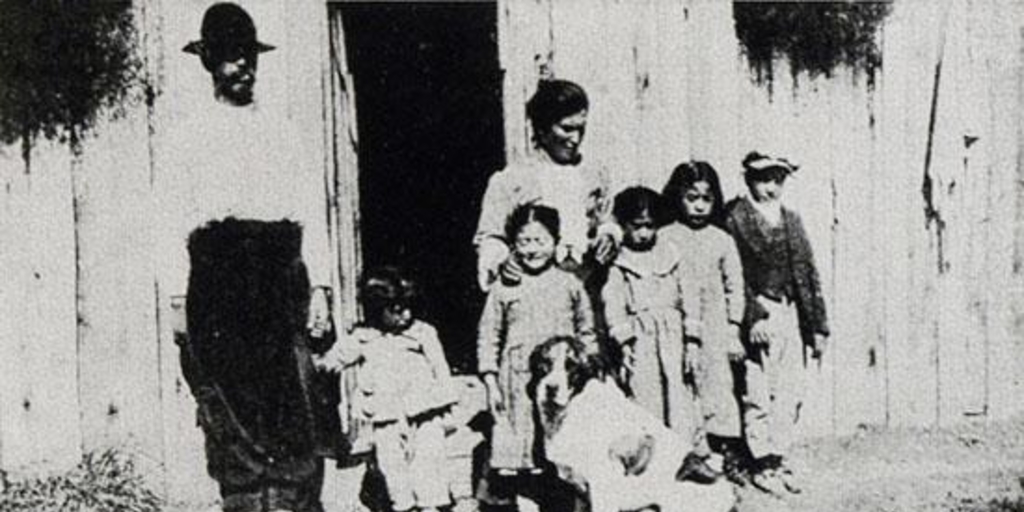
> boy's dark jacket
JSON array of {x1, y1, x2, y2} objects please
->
[{"x1": 723, "y1": 197, "x2": 829, "y2": 347}]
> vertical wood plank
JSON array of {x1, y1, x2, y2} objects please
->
[
  {"x1": 829, "y1": 67, "x2": 887, "y2": 435},
  {"x1": 685, "y1": 0, "x2": 737, "y2": 183},
  {"x1": 981, "y1": 0, "x2": 1024, "y2": 421},
  {"x1": 879, "y1": 0, "x2": 944, "y2": 428},
  {"x1": 73, "y1": 111, "x2": 162, "y2": 470},
  {"x1": 0, "y1": 140, "x2": 81, "y2": 473},
  {"x1": 1011, "y1": 1, "x2": 1024, "y2": 422},
  {"x1": 326, "y1": 6, "x2": 362, "y2": 332},
  {"x1": 497, "y1": 0, "x2": 553, "y2": 164}
]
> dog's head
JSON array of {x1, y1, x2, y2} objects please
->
[{"x1": 528, "y1": 336, "x2": 598, "y2": 437}]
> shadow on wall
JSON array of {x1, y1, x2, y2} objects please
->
[
  {"x1": 733, "y1": 2, "x2": 891, "y2": 85},
  {"x1": 0, "y1": 2, "x2": 145, "y2": 159}
]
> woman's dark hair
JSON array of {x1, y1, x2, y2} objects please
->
[
  {"x1": 526, "y1": 79, "x2": 589, "y2": 137},
  {"x1": 505, "y1": 203, "x2": 561, "y2": 242},
  {"x1": 613, "y1": 186, "x2": 669, "y2": 227},
  {"x1": 662, "y1": 160, "x2": 726, "y2": 226},
  {"x1": 359, "y1": 265, "x2": 418, "y2": 326}
]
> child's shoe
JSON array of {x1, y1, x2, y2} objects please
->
[
  {"x1": 776, "y1": 465, "x2": 803, "y2": 494},
  {"x1": 675, "y1": 452, "x2": 720, "y2": 484},
  {"x1": 749, "y1": 469, "x2": 786, "y2": 497},
  {"x1": 721, "y1": 451, "x2": 749, "y2": 487}
]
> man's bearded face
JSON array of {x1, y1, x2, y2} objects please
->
[{"x1": 210, "y1": 46, "x2": 258, "y2": 106}]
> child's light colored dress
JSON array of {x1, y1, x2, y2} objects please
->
[
  {"x1": 320, "y1": 320, "x2": 458, "y2": 511},
  {"x1": 603, "y1": 238, "x2": 703, "y2": 445},
  {"x1": 478, "y1": 267, "x2": 596, "y2": 470},
  {"x1": 661, "y1": 222, "x2": 746, "y2": 437}
]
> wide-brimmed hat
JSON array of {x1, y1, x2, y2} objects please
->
[{"x1": 182, "y1": 3, "x2": 275, "y2": 57}]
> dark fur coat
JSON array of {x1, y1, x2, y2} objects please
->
[{"x1": 183, "y1": 218, "x2": 320, "y2": 486}]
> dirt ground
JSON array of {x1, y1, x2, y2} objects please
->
[
  {"x1": 734, "y1": 415, "x2": 1024, "y2": 512},
  {"x1": 165, "y1": 414, "x2": 1024, "y2": 512}
]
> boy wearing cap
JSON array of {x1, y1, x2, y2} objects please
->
[{"x1": 723, "y1": 152, "x2": 829, "y2": 496}]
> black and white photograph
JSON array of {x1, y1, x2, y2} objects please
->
[{"x1": 1, "y1": 1, "x2": 1023, "y2": 511}]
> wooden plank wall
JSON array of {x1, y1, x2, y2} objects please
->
[
  {"x1": 2, "y1": 0, "x2": 1024, "y2": 507},
  {"x1": 0, "y1": 139, "x2": 80, "y2": 473}
]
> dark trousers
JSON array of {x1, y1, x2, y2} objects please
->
[{"x1": 218, "y1": 458, "x2": 325, "y2": 512}]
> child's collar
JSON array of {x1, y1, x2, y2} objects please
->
[
  {"x1": 744, "y1": 194, "x2": 782, "y2": 223},
  {"x1": 358, "y1": 320, "x2": 423, "y2": 341},
  {"x1": 614, "y1": 240, "x2": 679, "y2": 277}
]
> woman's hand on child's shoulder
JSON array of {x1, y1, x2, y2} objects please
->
[
  {"x1": 593, "y1": 231, "x2": 619, "y2": 265},
  {"x1": 498, "y1": 256, "x2": 524, "y2": 286},
  {"x1": 749, "y1": 320, "x2": 771, "y2": 348}
]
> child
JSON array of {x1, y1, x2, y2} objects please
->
[
  {"x1": 601, "y1": 186, "x2": 716, "y2": 483},
  {"x1": 316, "y1": 266, "x2": 458, "y2": 512},
  {"x1": 661, "y1": 161, "x2": 748, "y2": 483},
  {"x1": 723, "y1": 152, "x2": 830, "y2": 496},
  {"x1": 477, "y1": 203, "x2": 596, "y2": 509}
]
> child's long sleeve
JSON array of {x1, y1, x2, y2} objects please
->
[
  {"x1": 787, "y1": 212, "x2": 830, "y2": 337},
  {"x1": 421, "y1": 324, "x2": 453, "y2": 380},
  {"x1": 602, "y1": 269, "x2": 634, "y2": 345},
  {"x1": 313, "y1": 330, "x2": 364, "y2": 373},
  {"x1": 477, "y1": 291, "x2": 504, "y2": 374},
  {"x1": 675, "y1": 268, "x2": 705, "y2": 341},
  {"x1": 720, "y1": 238, "x2": 746, "y2": 326}
]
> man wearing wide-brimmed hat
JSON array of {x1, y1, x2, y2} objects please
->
[
  {"x1": 183, "y1": 2, "x2": 275, "y2": 106},
  {"x1": 173, "y1": 4, "x2": 333, "y2": 512}
]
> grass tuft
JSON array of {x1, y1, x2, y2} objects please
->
[{"x1": 0, "y1": 449, "x2": 162, "y2": 512}]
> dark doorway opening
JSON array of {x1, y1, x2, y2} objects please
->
[{"x1": 338, "y1": 3, "x2": 504, "y2": 373}]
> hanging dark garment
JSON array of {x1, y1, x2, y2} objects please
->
[{"x1": 183, "y1": 217, "x2": 322, "y2": 501}]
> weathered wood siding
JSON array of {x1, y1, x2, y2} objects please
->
[
  {"x1": 1, "y1": 0, "x2": 1024, "y2": 508},
  {"x1": 0, "y1": 1, "x2": 343, "y2": 507}
]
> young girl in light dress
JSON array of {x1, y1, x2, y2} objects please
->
[
  {"x1": 602, "y1": 186, "x2": 717, "y2": 483},
  {"x1": 477, "y1": 203, "x2": 596, "y2": 511},
  {"x1": 662, "y1": 161, "x2": 748, "y2": 484}
]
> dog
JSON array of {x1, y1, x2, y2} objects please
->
[{"x1": 528, "y1": 336, "x2": 736, "y2": 512}]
